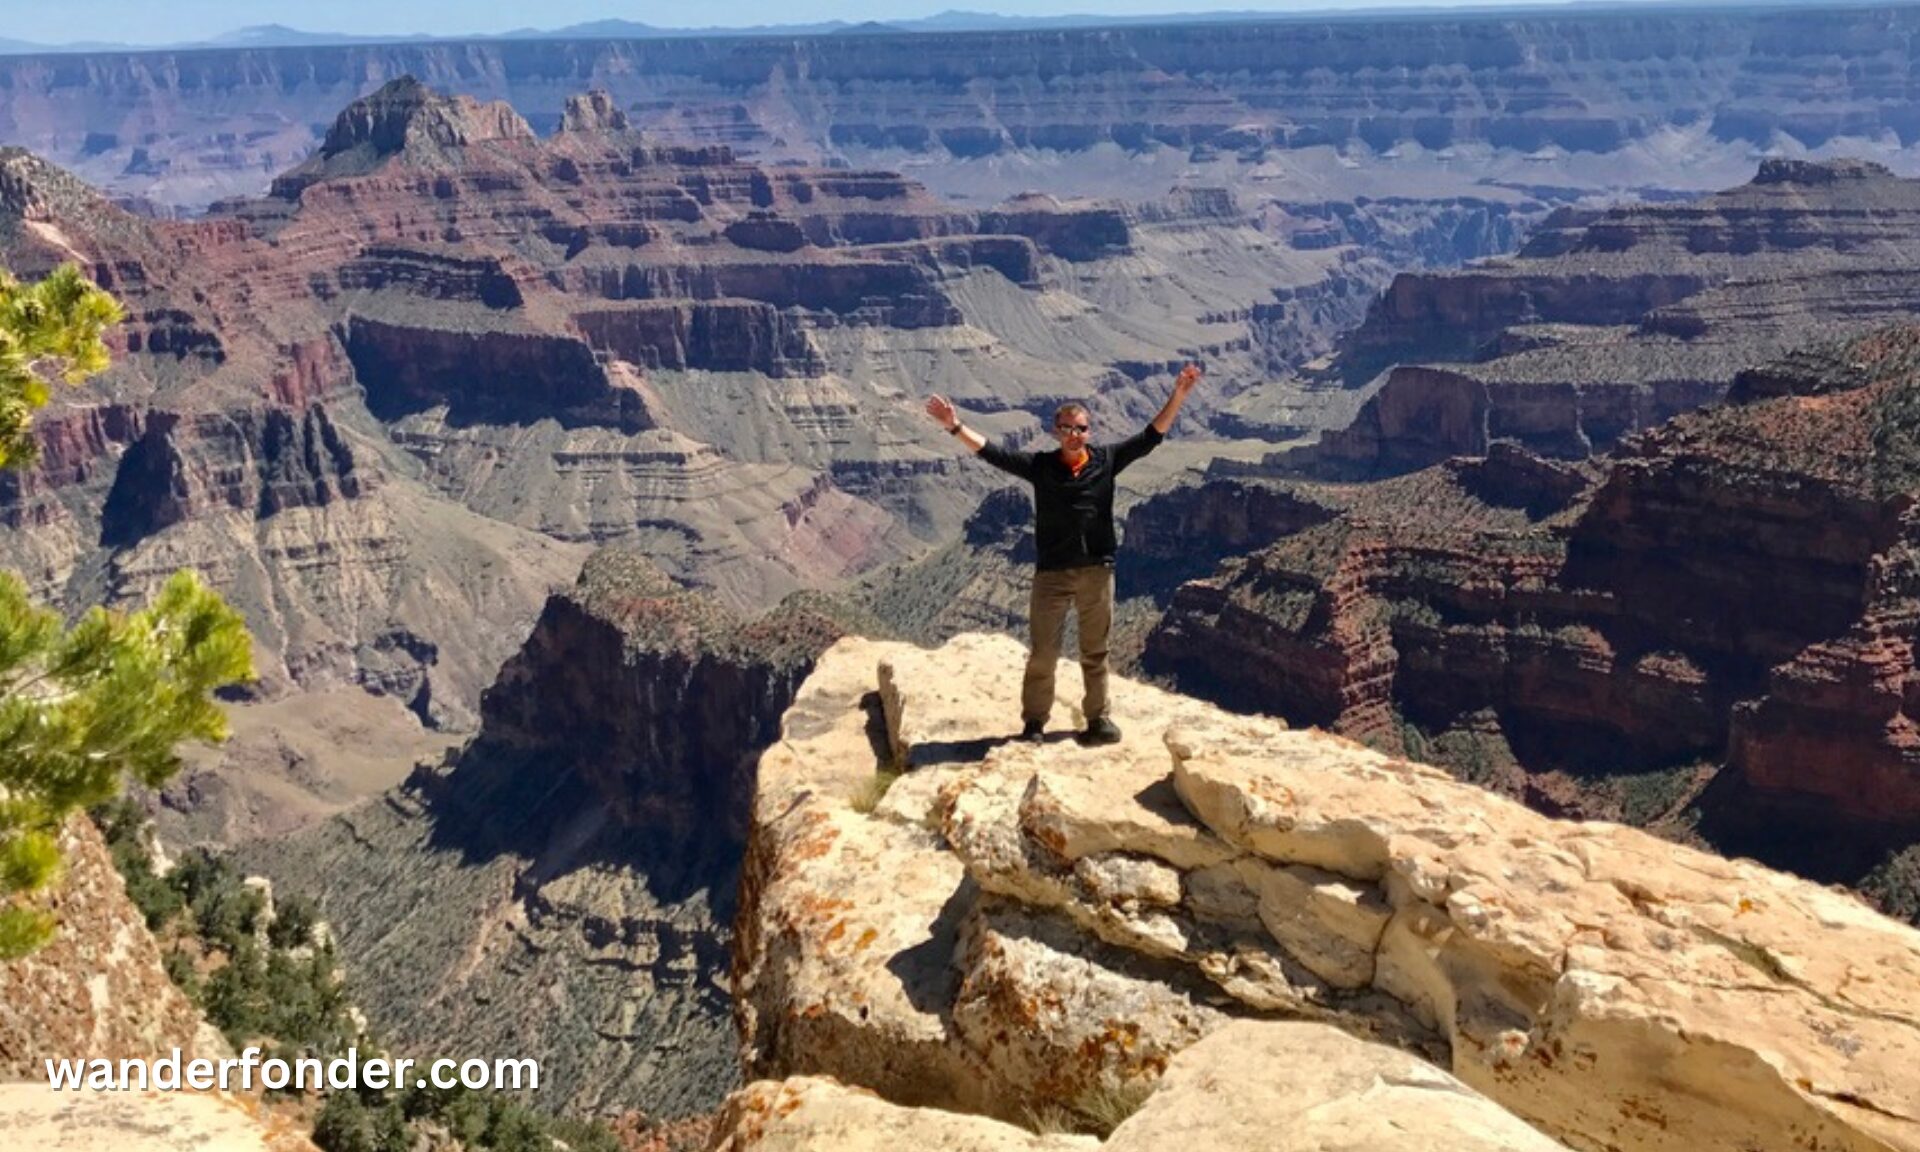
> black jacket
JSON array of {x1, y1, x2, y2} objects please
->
[{"x1": 978, "y1": 426, "x2": 1164, "y2": 570}]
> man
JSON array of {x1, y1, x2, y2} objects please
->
[{"x1": 925, "y1": 363, "x2": 1202, "y2": 745}]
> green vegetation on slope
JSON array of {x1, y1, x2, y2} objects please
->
[{"x1": 0, "y1": 262, "x2": 253, "y2": 958}]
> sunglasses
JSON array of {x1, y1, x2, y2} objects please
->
[{"x1": 1055, "y1": 423, "x2": 1090, "y2": 432}]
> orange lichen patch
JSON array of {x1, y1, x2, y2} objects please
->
[
  {"x1": 790, "y1": 893, "x2": 855, "y2": 924},
  {"x1": 1030, "y1": 820, "x2": 1071, "y2": 858},
  {"x1": 1247, "y1": 778, "x2": 1298, "y2": 810},
  {"x1": 854, "y1": 927, "x2": 880, "y2": 952},
  {"x1": 1076, "y1": 1019, "x2": 1146, "y2": 1066},
  {"x1": 785, "y1": 813, "x2": 842, "y2": 865}
]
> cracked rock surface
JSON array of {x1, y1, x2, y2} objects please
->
[{"x1": 730, "y1": 632, "x2": 1920, "y2": 1151}]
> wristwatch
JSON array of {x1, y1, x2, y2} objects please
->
[{"x1": 947, "y1": 422, "x2": 962, "y2": 435}]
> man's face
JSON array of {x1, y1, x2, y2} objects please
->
[{"x1": 1053, "y1": 412, "x2": 1090, "y2": 451}]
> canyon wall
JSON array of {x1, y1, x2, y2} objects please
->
[
  {"x1": 1144, "y1": 327, "x2": 1920, "y2": 901},
  {"x1": 7, "y1": 8, "x2": 1920, "y2": 211}
]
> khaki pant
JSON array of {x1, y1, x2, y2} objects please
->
[{"x1": 1023, "y1": 564, "x2": 1114, "y2": 725}]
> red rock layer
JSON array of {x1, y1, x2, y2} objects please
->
[{"x1": 1145, "y1": 330, "x2": 1920, "y2": 870}]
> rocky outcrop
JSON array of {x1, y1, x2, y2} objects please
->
[
  {"x1": 0, "y1": 816, "x2": 222, "y2": 1075},
  {"x1": 558, "y1": 89, "x2": 632, "y2": 136},
  {"x1": 100, "y1": 403, "x2": 373, "y2": 545},
  {"x1": 238, "y1": 550, "x2": 881, "y2": 1116},
  {"x1": 0, "y1": 819, "x2": 314, "y2": 1149},
  {"x1": 270, "y1": 76, "x2": 537, "y2": 198},
  {"x1": 730, "y1": 633, "x2": 1920, "y2": 1152}
]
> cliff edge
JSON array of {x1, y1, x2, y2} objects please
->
[
  {"x1": 0, "y1": 816, "x2": 315, "y2": 1151},
  {"x1": 726, "y1": 633, "x2": 1920, "y2": 1151}
]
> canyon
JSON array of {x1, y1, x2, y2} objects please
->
[
  {"x1": 236, "y1": 549, "x2": 861, "y2": 1116},
  {"x1": 1142, "y1": 324, "x2": 1920, "y2": 905},
  {"x1": 7, "y1": 8, "x2": 1920, "y2": 1146},
  {"x1": 0, "y1": 72, "x2": 1429, "y2": 847}
]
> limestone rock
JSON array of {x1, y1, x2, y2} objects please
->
[
  {"x1": 0, "y1": 816, "x2": 224, "y2": 1076},
  {"x1": 951, "y1": 903, "x2": 1228, "y2": 1106},
  {"x1": 713, "y1": 1022, "x2": 1565, "y2": 1152},
  {"x1": 0, "y1": 1085, "x2": 319, "y2": 1151},
  {"x1": 1103, "y1": 1020, "x2": 1568, "y2": 1152},
  {"x1": 709, "y1": 1077, "x2": 1094, "y2": 1152},
  {"x1": 735, "y1": 633, "x2": 1920, "y2": 1152}
]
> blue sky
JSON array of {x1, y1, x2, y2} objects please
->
[{"x1": 7, "y1": 0, "x2": 1620, "y2": 45}]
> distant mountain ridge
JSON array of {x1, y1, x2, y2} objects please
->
[{"x1": 0, "y1": 0, "x2": 1892, "y2": 55}]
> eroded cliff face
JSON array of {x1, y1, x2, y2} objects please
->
[
  {"x1": 10, "y1": 9, "x2": 1920, "y2": 213},
  {"x1": 724, "y1": 632, "x2": 1920, "y2": 1152},
  {"x1": 0, "y1": 817, "x2": 221, "y2": 1075},
  {"x1": 1277, "y1": 159, "x2": 1920, "y2": 476},
  {"x1": 1143, "y1": 326, "x2": 1920, "y2": 910},
  {"x1": 0, "y1": 816, "x2": 317, "y2": 1151},
  {"x1": 237, "y1": 550, "x2": 877, "y2": 1117}
]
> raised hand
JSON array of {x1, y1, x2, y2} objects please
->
[
  {"x1": 925, "y1": 393, "x2": 958, "y2": 430},
  {"x1": 1175, "y1": 363, "x2": 1203, "y2": 390}
]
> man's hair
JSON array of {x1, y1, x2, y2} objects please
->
[{"x1": 1053, "y1": 402, "x2": 1090, "y2": 426}]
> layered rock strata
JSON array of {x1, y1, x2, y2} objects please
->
[
  {"x1": 732, "y1": 632, "x2": 1920, "y2": 1151},
  {"x1": 1, "y1": 75, "x2": 1361, "y2": 840},
  {"x1": 1276, "y1": 160, "x2": 1920, "y2": 476},
  {"x1": 12, "y1": 8, "x2": 1920, "y2": 213},
  {"x1": 1145, "y1": 325, "x2": 1920, "y2": 904}
]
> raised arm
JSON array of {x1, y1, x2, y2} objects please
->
[
  {"x1": 1150, "y1": 363, "x2": 1202, "y2": 435},
  {"x1": 1114, "y1": 363, "x2": 1203, "y2": 473},
  {"x1": 926, "y1": 393, "x2": 1034, "y2": 481},
  {"x1": 925, "y1": 393, "x2": 988, "y2": 453}
]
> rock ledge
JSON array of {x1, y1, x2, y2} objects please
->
[{"x1": 728, "y1": 633, "x2": 1920, "y2": 1152}]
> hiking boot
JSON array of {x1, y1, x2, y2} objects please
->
[
  {"x1": 1019, "y1": 719, "x2": 1047, "y2": 743},
  {"x1": 1077, "y1": 716, "x2": 1123, "y2": 746}
]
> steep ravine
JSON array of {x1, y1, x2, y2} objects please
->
[{"x1": 237, "y1": 551, "x2": 877, "y2": 1116}]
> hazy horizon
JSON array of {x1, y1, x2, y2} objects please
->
[{"x1": 2, "y1": 0, "x2": 1782, "y2": 48}]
